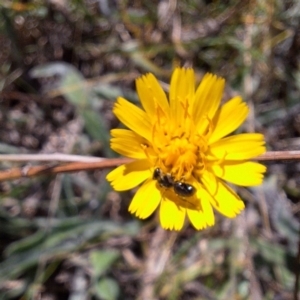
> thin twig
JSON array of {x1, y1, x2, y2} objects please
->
[
  {"x1": 0, "y1": 158, "x2": 133, "y2": 182},
  {"x1": 1, "y1": 150, "x2": 300, "y2": 164},
  {"x1": 0, "y1": 153, "x2": 105, "y2": 162},
  {"x1": 0, "y1": 150, "x2": 300, "y2": 182},
  {"x1": 255, "y1": 151, "x2": 300, "y2": 161}
]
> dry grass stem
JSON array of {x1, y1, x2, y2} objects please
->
[{"x1": 0, "y1": 151, "x2": 300, "y2": 182}]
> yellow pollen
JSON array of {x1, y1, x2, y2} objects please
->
[
  {"x1": 150, "y1": 102, "x2": 212, "y2": 182},
  {"x1": 156, "y1": 134, "x2": 201, "y2": 180}
]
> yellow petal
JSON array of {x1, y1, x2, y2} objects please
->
[
  {"x1": 159, "y1": 198, "x2": 186, "y2": 230},
  {"x1": 113, "y1": 97, "x2": 152, "y2": 141},
  {"x1": 203, "y1": 177, "x2": 245, "y2": 218},
  {"x1": 211, "y1": 161, "x2": 266, "y2": 186},
  {"x1": 187, "y1": 188, "x2": 215, "y2": 230},
  {"x1": 129, "y1": 179, "x2": 161, "y2": 219},
  {"x1": 208, "y1": 133, "x2": 266, "y2": 160},
  {"x1": 209, "y1": 96, "x2": 249, "y2": 144},
  {"x1": 169, "y1": 68, "x2": 195, "y2": 124},
  {"x1": 106, "y1": 159, "x2": 151, "y2": 191},
  {"x1": 193, "y1": 73, "x2": 225, "y2": 133},
  {"x1": 136, "y1": 73, "x2": 170, "y2": 118},
  {"x1": 110, "y1": 129, "x2": 147, "y2": 159},
  {"x1": 201, "y1": 171, "x2": 218, "y2": 196}
]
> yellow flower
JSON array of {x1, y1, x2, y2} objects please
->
[{"x1": 106, "y1": 68, "x2": 266, "y2": 231}]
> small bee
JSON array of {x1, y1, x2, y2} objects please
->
[
  {"x1": 153, "y1": 167, "x2": 173, "y2": 188},
  {"x1": 173, "y1": 181, "x2": 196, "y2": 197},
  {"x1": 153, "y1": 168, "x2": 196, "y2": 197}
]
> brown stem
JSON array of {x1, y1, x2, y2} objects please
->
[
  {"x1": 0, "y1": 158, "x2": 133, "y2": 182},
  {"x1": 0, "y1": 150, "x2": 300, "y2": 182},
  {"x1": 255, "y1": 151, "x2": 300, "y2": 161}
]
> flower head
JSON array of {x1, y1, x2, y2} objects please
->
[{"x1": 107, "y1": 68, "x2": 266, "y2": 230}]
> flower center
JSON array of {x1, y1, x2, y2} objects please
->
[
  {"x1": 150, "y1": 114, "x2": 209, "y2": 182},
  {"x1": 159, "y1": 136, "x2": 197, "y2": 180}
]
